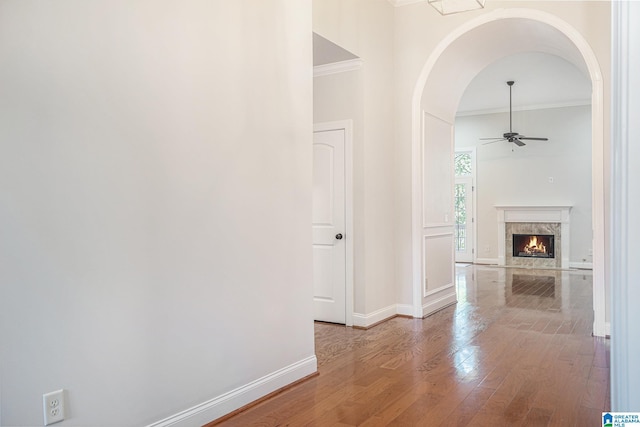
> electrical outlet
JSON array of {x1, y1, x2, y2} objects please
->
[{"x1": 43, "y1": 390, "x2": 65, "y2": 425}]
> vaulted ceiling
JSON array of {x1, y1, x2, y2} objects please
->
[
  {"x1": 313, "y1": 5, "x2": 592, "y2": 116},
  {"x1": 456, "y1": 52, "x2": 591, "y2": 115}
]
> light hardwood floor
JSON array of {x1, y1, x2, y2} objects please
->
[{"x1": 209, "y1": 265, "x2": 610, "y2": 426}]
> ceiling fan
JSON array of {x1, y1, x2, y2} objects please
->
[{"x1": 481, "y1": 81, "x2": 549, "y2": 147}]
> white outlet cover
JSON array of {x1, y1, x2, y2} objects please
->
[{"x1": 43, "y1": 390, "x2": 65, "y2": 425}]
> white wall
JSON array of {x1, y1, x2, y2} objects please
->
[
  {"x1": 456, "y1": 106, "x2": 592, "y2": 264},
  {"x1": 0, "y1": 1, "x2": 315, "y2": 426},
  {"x1": 313, "y1": 0, "x2": 397, "y2": 317}
]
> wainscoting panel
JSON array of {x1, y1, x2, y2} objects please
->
[
  {"x1": 423, "y1": 233, "x2": 454, "y2": 294},
  {"x1": 422, "y1": 284, "x2": 457, "y2": 318},
  {"x1": 422, "y1": 112, "x2": 453, "y2": 227},
  {"x1": 422, "y1": 232, "x2": 456, "y2": 317}
]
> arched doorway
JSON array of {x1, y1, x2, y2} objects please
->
[{"x1": 411, "y1": 9, "x2": 606, "y2": 336}]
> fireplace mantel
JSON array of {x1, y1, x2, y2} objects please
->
[{"x1": 496, "y1": 205, "x2": 572, "y2": 269}]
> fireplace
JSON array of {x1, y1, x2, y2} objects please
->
[
  {"x1": 495, "y1": 206, "x2": 572, "y2": 269},
  {"x1": 512, "y1": 234, "x2": 555, "y2": 258}
]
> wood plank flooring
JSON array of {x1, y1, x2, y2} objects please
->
[{"x1": 208, "y1": 265, "x2": 609, "y2": 426}]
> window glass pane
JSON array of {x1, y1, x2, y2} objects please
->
[
  {"x1": 455, "y1": 152, "x2": 472, "y2": 176},
  {"x1": 455, "y1": 183, "x2": 466, "y2": 251}
]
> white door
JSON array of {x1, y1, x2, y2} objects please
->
[
  {"x1": 454, "y1": 177, "x2": 474, "y2": 263},
  {"x1": 312, "y1": 128, "x2": 346, "y2": 324}
]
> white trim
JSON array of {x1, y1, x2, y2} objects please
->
[
  {"x1": 456, "y1": 100, "x2": 591, "y2": 117},
  {"x1": 610, "y1": 1, "x2": 630, "y2": 410},
  {"x1": 350, "y1": 290, "x2": 457, "y2": 323},
  {"x1": 351, "y1": 304, "x2": 418, "y2": 328},
  {"x1": 423, "y1": 230, "x2": 454, "y2": 238},
  {"x1": 569, "y1": 262, "x2": 593, "y2": 270},
  {"x1": 422, "y1": 232, "x2": 455, "y2": 297},
  {"x1": 591, "y1": 71, "x2": 607, "y2": 338},
  {"x1": 422, "y1": 284, "x2": 457, "y2": 317},
  {"x1": 424, "y1": 283, "x2": 454, "y2": 297},
  {"x1": 424, "y1": 222, "x2": 453, "y2": 228},
  {"x1": 313, "y1": 59, "x2": 363, "y2": 78},
  {"x1": 396, "y1": 304, "x2": 415, "y2": 317},
  {"x1": 314, "y1": 120, "x2": 355, "y2": 327},
  {"x1": 411, "y1": 9, "x2": 606, "y2": 338},
  {"x1": 474, "y1": 257, "x2": 498, "y2": 265},
  {"x1": 387, "y1": 0, "x2": 422, "y2": 7},
  {"x1": 353, "y1": 305, "x2": 397, "y2": 328},
  {"x1": 605, "y1": 322, "x2": 611, "y2": 338},
  {"x1": 145, "y1": 356, "x2": 317, "y2": 427}
]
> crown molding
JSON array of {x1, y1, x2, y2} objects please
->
[
  {"x1": 313, "y1": 58, "x2": 363, "y2": 78},
  {"x1": 387, "y1": 0, "x2": 422, "y2": 7},
  {"x1": 456, "y1": 100, "x2": 592, "y2": 117}
]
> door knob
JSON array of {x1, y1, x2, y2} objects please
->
[{"x1": 335, "y1": 233, "x2": 343, "y2": 240}]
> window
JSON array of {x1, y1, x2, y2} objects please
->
[
  {"x1": 455, "y1": 151, "x2": 472, "y2": 176},
  {"x1": 454, "y1": 150, "x2": 474, "y2": 258}
]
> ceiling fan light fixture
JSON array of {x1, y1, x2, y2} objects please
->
[
  {"x1": 480, "y1": 80, "x2": 549, "y2": 147},
  {"x1": 428, "y1": 0, "x2": 485, "y2": 15}
]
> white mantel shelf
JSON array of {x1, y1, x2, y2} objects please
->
[{"x1": 496, "y1": 205, "x2": 572, "y2": 269}]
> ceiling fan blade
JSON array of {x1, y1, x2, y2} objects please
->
[
  {"x1": 518, "y1": 136, "x2": 549, "y2": 141},
  {"x1": 479, "y1": 83, "x2": 548, "y2": 148},
  {"x1": 482, "y1": 138, "x2": 507, "y2": 145}
]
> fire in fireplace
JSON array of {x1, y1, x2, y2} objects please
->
[{"x1": 512, "y1": 234, "x2": 555, "y2": 258}]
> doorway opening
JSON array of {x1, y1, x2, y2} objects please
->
[{"x1": 411, "y1": 9, "x2": 606, "y2": 336}]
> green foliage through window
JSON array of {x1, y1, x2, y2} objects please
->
[
  {"x1": 455, "y1": 152, "x2": 472, "y2": 176},
  {"x1": 455, "y1": 183, "x2": 466, "y2": 251},
  {"x1": 454, "y1": 151, "x2": 472, "y2": 252}
]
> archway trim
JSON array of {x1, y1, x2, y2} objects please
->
[{"x1": 410, "y1": 8, "x2": 606, "y2": 336}]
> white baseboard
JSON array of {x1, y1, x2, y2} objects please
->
[
  {"x1": 396, "y1": 304, "x2": 415, "y2": 317},
  {"x1": 353, "y1": 304, "x2": 397, "y2": 328},
  {"x1": 422, "y1": 284, "x2": 457, "y2": 317},
  {"x1": 352, "y1": 295, "x2": 461, "y2": 327},
  {"x1": 474, "y1": 257, "x2": 498, "y2": 265},
  {"x1": 569, "y1": 261, "x2": 593, "y2": 270},
  {"x1": 146, "y1": 356, "x2": 318, "y2": 427}
]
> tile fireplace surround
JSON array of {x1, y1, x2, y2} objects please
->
[{"x1": 496, "y1": 206, "x2": 572, "y2": 269}]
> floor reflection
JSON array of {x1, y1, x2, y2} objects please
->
[
  {"x1": 451, "y1": 264, "x2": 598, "y2": 385},
  {"x1": 456, "y1": 264, "x2": 593, "y2": 315},
  {"x1": 511, "y1": 274, "x2": 555, "y2": 297},
  {"x1": 219, "y1": 263, "x2": 609, "y2": 426}
]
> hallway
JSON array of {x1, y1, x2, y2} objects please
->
[{"x1": 212, "y1": 265, "x2": 609, "y2": 426}]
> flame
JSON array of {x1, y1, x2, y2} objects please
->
[{"x1": 525, "y1": 236, "x2": 546, "y2": 254}]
